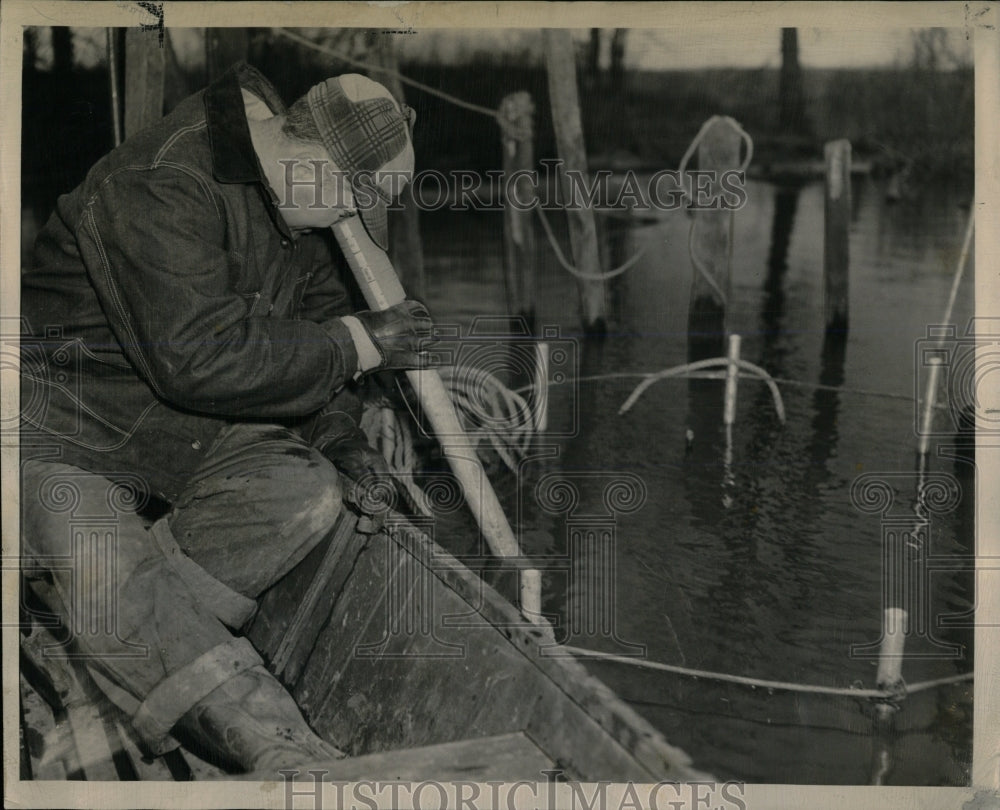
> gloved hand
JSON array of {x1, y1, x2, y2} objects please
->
[
  {"x1": 353, "y1": 299, "x2": 435, "y2": 372},
  {"x1": 318, "y1": 432, "x2": 396, "y2": 530}
]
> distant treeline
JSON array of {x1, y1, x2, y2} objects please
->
[
  {"x1": 392, "y1": 61, "x2": 973, "y2": 181},
  {"x1": 22, "y1": 38, "x2": 973, "y2": 224}
]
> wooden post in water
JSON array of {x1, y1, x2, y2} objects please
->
[
  {"x1": 876, "y1": 607, "x2": 907, "y2": 702},
  {"x1": 824, "y1": 139, "x2": 851, "y2": 339},
  {"x1": 499, "y1": 92, "x2": 537, "y2": 328},
  {"x1": 542, "y1": 29, "x2": 608, "y2": 336},
  {"x1": 375, "y1": 34, "x2": 427, "y2": 302},
  {"x1": 124, "y1": 27, "x2": 165, "y2": 139},
  {"x1": 687, "y1": 117, "x2": 741, "y2": 360},
  {"x1": 869, "y1": 605, "x2": 907, "y2": 784}
]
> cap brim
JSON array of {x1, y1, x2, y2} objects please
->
[{"x1": 357, "y1": 190, "x2": 389, "y2": 252}]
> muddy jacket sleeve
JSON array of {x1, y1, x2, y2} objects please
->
[{"x1": 74, "y1": 165, "x2": 359, "y2": 418}]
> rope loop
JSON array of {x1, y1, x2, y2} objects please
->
[{"x1": 535, "y1": 206, "x2": 651, "y2": 281}]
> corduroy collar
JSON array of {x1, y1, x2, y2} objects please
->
[{"x1": 204, "y1": 61, "x2": 287, "y2": 185}]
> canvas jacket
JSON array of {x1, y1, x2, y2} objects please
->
[{"x1": 21, "y1": 63, "x2": 364, "y2": 502}]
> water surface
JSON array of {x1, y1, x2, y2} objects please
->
[{"x1": 419, "y1": 177, "x2": 974, "y2": 785}]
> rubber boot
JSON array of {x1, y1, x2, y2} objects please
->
[{"x1": 175, "y1": 665, "x2": 345, "y2": 774}]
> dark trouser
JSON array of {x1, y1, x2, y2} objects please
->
[{"x1": 21, "y1": 423, "x2": 342, "y2": 754}]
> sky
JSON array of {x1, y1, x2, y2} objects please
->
[
  {"x1": 31, "y1": 26, "x2": 972, "y2": 73},
  {"x1": 394, "y1": 28, "x2": 972, "y2": 70}
]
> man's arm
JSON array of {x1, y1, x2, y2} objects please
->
[{"x1": 76, "y1": 164, "x2": 359, "y2": 418}]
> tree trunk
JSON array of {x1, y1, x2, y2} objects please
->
[
  {"x1": 586, "y1": 29, "x2": 601, "y2": 89},
  {"x1": 52, "y1": 27, "x2": 74, "y2": 73},
  {"x1": 609, "y1": 29, "x2": 627, "y2": 94},
  {"x1": 779, "y1": 28, "x2": 807, "y2": 134}
]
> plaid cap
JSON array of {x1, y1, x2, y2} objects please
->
[{"x1": 306, "y1": 74, "x2": 415, "y2": 251}]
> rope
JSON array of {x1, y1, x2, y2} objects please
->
[
  {"x1": 915, "y1": 206, "x2": 975, "y2": 442},
  {"x1": 679, "y1": 116, "x2": 753, "y2": 308},
  {"x1": 562, "y1": 645, "x2": 972, "y2": 701},
  {"x1": 279, "y1": 27, "x2": 650, "y2": 283},
  {"x1": 533, "y1": 115, "x2": 752, "y2": 284},
  {"x1": 525, "y1": 370, "x2": 952, "y2": 413},
  {"x1": 279, "y1": 26, "x2": 657, "y2": 284},
  {"x1": 677, "y1": 115, "x2": 754, "y2": 189},
  {"x1": 618, "y1": 357, "x2": 786, "y2": 421},
  {"x1": 274, "y1": 28, "x2": 500, "y2": 120},
  {"x1": 534, "y1": 206, "x2": 651, "y2": 281},
  {"x1": 438, "y1": 365, "x2": 535, "y2": 472}
]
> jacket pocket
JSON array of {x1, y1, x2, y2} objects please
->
[
  {"x1": 241, "y1": 290, "x2": 262, "y2": 317},
  {"x1": 292, "y1": 272, "x2": 314, "y2": 315}
]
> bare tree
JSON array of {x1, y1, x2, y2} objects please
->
[
  {"x1": 51, "y1": 26, "x2": 73, "y2": 73},
  {"x1": 609, "y1": 29, "x2": 627, "y2": 93},
  {"x1": 779, "y1": 28, "x2": 808, "y2": 135},
  {"x1": 586, "y1": 29, "x2": 601, "y2": 87}
]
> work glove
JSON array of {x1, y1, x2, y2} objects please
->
[
  {"x1": 318, "y1": 431, "x2": 396, "y2": 531},
  {"x1": 352, "y1": 299, "x2": 436, "y2": 373}
]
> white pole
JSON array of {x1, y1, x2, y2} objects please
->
[
  {"x1": 723, "y1": 334, "x2": 741, "y2": 426},
  {"x1": 533, "y1": 341, "x2": 550, "y2": 432},
  {"x1": 876, "y1": 607, "x2": 908, "y2": 716}
]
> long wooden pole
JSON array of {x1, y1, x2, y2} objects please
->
[
  {"x1": 330, "y1": 217, "x2": 543, "y2": 622},
  {"x1": 542, "y1": 29, "x2": 607, "y2": 335}
]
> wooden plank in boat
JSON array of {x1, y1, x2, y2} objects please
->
[
  {"x1": 245, "y1": 732, "x2": 553, "y2": 782},
  {"x1": 388, "y1": 521, "x2": 709, "y2": 781},
  {"x1": 255, "y1": 512, "x2": 369, "y2": 684},
  {"x1": 252, "y1": 518, "x2": 706, "y2": 781}
]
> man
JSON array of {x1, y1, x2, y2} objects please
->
[{"x1": 20, "y1": 62, "x2": 431, "y2": 774}]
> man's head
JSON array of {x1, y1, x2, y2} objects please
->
[{"x1": 260, "y1": 74, "x2": 415, "y2": 245}]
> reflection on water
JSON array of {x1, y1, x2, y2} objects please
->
[{"x1": 421, "y1": 177, "x2": 973, "y2": 785}]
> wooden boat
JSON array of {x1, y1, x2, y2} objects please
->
[{"x1": 19, "y1": 508, "x2": 708, "y2": 782}]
